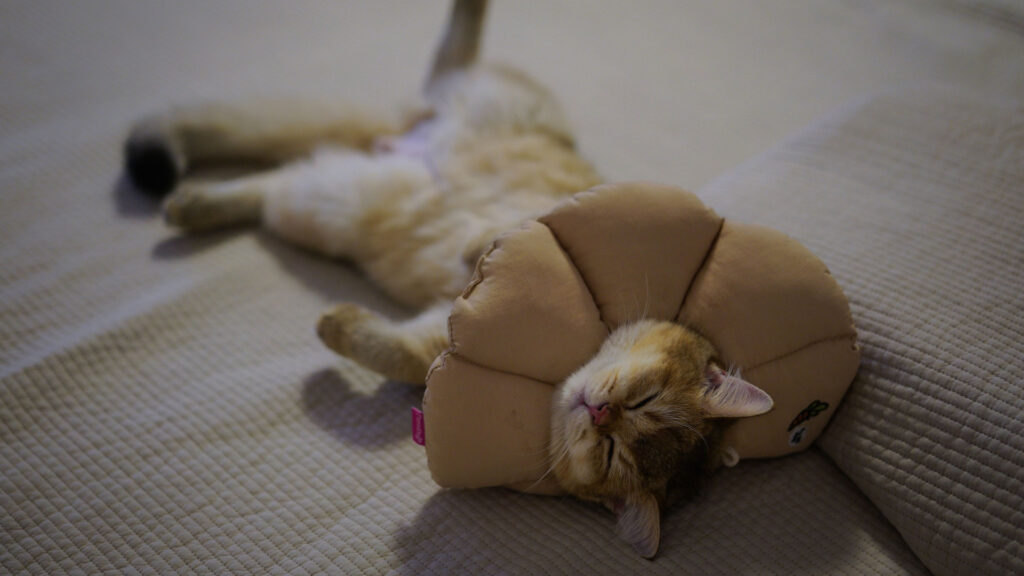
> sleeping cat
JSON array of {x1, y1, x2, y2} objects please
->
[
  {"x1": 550, "y1": 320, "x2": 773, "y2": 557},
  {"x1": 123, "y1": 0, "x2": 772, "y2": 558}
]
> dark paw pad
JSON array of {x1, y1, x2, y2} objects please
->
[{"x1": 125, "y1": 140, "x2": 179, "y2": 197}]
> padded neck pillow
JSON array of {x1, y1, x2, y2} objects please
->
[{"x1": 422, "y1": 183, "x2": 860, "y2": 494}]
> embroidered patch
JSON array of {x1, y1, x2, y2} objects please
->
[
  {"x1": 788, "y1": 400, "x2": 829, "y2": 431},
  {"x1": 787, "y1": 400, "x2": 829, "y2": 446},
  {"x1": 788, "y1": 426, "x2": 807, "y2": 446},
  {"x1": 411, "y1": 407, "x2": 426, "y2": 446}
]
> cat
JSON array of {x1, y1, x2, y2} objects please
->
[
  {"x1": 550, "y1": 320, "x2": 773, "y2": 557},
  {"x1": 124, "y1": 0, "x2": 599, "y2": 383},
  {"x1": 123, "y1": 0, "x2": 773, "y2": 558}
]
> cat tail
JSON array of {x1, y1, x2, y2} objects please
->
[
  {"x1": 316, "y1": 301, "x2": 452, "y2": 384},
  {"x1": 124, "y1": 101, "x2": 402, "y2": 197},
  {"x1": 426, "y1": 0, "x2": 489, "y2": 91}
]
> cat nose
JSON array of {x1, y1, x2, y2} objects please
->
[{"x1": 587, "y1": 402, "x2": 611, "y2": 426}]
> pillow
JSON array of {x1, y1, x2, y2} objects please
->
[
  {"x1": 699, "y1": 86, "x2": 1024, "y2": 576},
  {"x1": 422, "y1": 182, "x2": 859, "y2": 493}
]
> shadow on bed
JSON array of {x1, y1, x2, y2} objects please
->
[
  {"x1": 301, "y1": 367, "x2": 423, "y2": 450},
  {"x1": 394, "y1": 488, "x2": 615, "y2": 573},
  {"x1": 150, "y1": 229, "x2": 239, "y2": 259},
  {"x1": 394, "y1": 452, "x2": 885, "y2": 571},
  {"x1": 146, "y1": 216, "x2": 408, "y2": 319},
  {"x1": 113, "y1": 175, "x2": 162, "y2": 218},
  {"x1": 253, "y1": 232, "x2": 409, "y2": 314}
]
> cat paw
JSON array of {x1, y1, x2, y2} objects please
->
[
  {"x1": 316, "y1": 303, "x2": 377, "y2": 357},
  {"x1": 162, "y1": 186, "x2": 203, "y2": 229},
  {"x1": 162, "y1": 185, "x2": 229, "y2": 232},
  {"x1": 317, "y1": 304, "x2": 434, "y2": 383},
  {"x1": 124, "y1": 115, "x2": 186, "y2": 197},
  {"x1": 162, "y1": 183, "x2": 261, "y2": 232}
]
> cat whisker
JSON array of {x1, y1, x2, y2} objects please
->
[
  {"x1": 659, "y1": 413, "x2": 710, "y2": 453},
  {"x1": 680, "y1": 421, "x2": 710, "y2": 454},
  {"x1": 519, "y1": 441, "x2": 563, "y2": 458},
  {"x1": 641, "y1": 273, "x2": 650, "y2": 322},
  {"x1": 625, "y1": 274, "x2": 651, "y2": 326},
  {"x1": 526, "y1": 435, "x2": 572, "y2": 492}
]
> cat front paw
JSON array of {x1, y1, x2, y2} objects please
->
[
  {"x1": 317, "y1": 303, "x2": 437, "y2": 383},
  {"x1": 316, "y1": 303, "x2": 377, "y2": 357}
]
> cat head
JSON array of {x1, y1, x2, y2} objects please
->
[{"x1": 549, "y1": 320, "x2": 773, "y2": 557}]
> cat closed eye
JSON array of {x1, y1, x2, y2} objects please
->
[{"x1": 627, "y1": 394, "x2": 658, "y2": 410}]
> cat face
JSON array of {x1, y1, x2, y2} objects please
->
[{"x1": 549, "y1": 320, "x2": 772, "y2": 557}]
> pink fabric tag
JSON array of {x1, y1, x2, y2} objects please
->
[{"x1": 411, "y1": 407, "x2": 425, "y2": 446}]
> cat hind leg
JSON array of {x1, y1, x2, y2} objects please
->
[{"x1": 125, "y1": 101, "x2": 403, "y2": 196}]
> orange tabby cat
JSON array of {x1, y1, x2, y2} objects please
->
[{"x1": 123, "y1": 0, "x2": 773, "y2": 557}]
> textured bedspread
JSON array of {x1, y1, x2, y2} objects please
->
[{"x1": 3, "y1": 1, "x2": 1022, "y2": 574}]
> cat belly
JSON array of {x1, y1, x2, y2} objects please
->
[
  {"x1": 261, "y1": 147, "x2": 477, "y2": 307},
  {"x1": 262, "y1": 150, "x2": 435, "y2": 258},
  {"x1": 372, "y1": 118, "x2": 437, "y2": 164}
]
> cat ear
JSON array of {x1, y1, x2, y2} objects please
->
[
  {"x1": 615, "y1": 493, "x2": 660, "y2": 558},
  {"x1": 702, "y1": 366, "x2": 773, "y2": 418}
]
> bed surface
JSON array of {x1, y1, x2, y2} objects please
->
[{"x1": 3, "y1": 1, "x2": 1022, "y2": 573}]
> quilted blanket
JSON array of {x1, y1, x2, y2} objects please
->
[{"x1": 3, "y1": 1, "x2": 1022, "y2": 574}]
